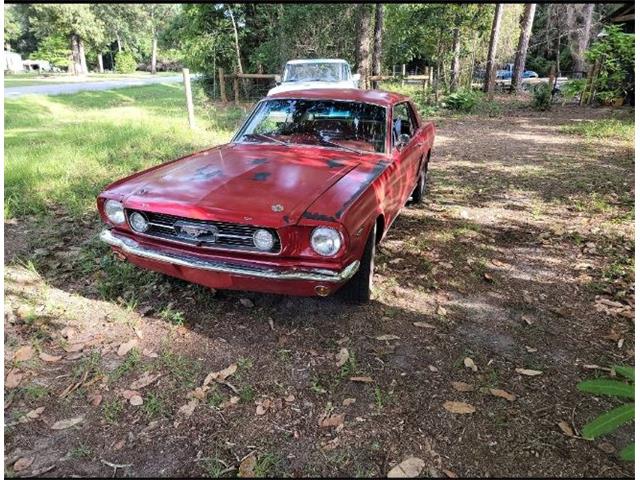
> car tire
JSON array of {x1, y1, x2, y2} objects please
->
[
  {"x1": 409, "y1": 155, "x2": 429, "y2": 204},
  {"x1": 339, "y1": 223, "x2": 376, "y2": 303}
]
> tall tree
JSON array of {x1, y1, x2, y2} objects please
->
[
  {"x1": 449, "y1": 25, "x2": 461, "y2": 92},
  {"x1": 29, "y1": 4, "x2": 104, "y2": 75},
  {"x1": 372, "y1": 4, "x2": 384, "y2": 78},
  {"x1": 355, "y1": 4, "x2": 373, "y2": 88},
  {"x1": 511, "y1": 3, "x2": 537, "y2": 92},
  {"x1": 484, "y1": 4, "x2": 504, "y2": 93},
  {"x1": 567, "y1": 3, "x2": 595, "y2": 77},
  {"x1": 227, "y1": 5, "x2": 243, "y2": 74}
]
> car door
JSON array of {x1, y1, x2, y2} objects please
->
[{"x1": 382, "y1": 102, "x2": 422, "y2": 224}]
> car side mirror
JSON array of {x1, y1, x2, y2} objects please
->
[
  {"x1": 275, "y1": 75, "x2": 281, "y2": 86},
  {"x1": 396, "y1": 133, "x2": 410, "y2": 150}
]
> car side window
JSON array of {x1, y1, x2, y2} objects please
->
[{"x1": 392, "y1": 102, "x2": 417, "y2": 146}]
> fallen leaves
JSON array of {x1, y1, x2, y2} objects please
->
[
  {"x1": 239, "y1": 454, "x2": 257, "y2": 477},
  {"x1": 13, "y1": 345, "x2": 34, "y2": 362},
  {"x1": 129, "y1": 372, "x2": 161, "y2": 390},
  {"x1": 335, "y1": 348, "x2": 349, "y2": 367},
  {"x1": 129, "y1": 395, "x2": 144, "y2": 406},
  {"x1": 178, "y1": 399, "x2": 198, "y2": 418},
  {"x1": 515, "y1": 368, "x2": 543, "y2": 376},
  {"x1": 39, "y1": 352, "x2": 62, "y2": 362},
  {"x1": 117, "y1": 339, "x2": 138, "y2": 357},
  {"x1": 88, "y1": 393, "x2": 103, "y2": 407},
  {"x1": 203, "y1": 363, "x2": 238, "y2": 387},
  {"x1": 18, "y1": 406, "x2": 45, "y2": 424},
  {"x1": 6, "y1": 369, "x2": 23, "y2": 389},
  {"x1": 463, "y1": 357, "x2": 478, "y2": 372},
  {"x1": 239, "y1": 298, "x2": 254, "y2": 308},
  {"x1": 350, "y1": 376, "x2": 374, "y2": 383},
  {"x1": 443, "y1": 401, "x2": 476, "y2": 414},
  {"x1": 413, "y1": 322, "x2": 436, "y2": 329},
  {"x1": 387, "y1": 457, "x2": 425, "y2": 478},
  {"x1": 318, "y1": 413, "x2": 345, "y2": 428},
  {"x1": 489, "y1": 388, "x2": 516, "y2": 402},
  {"x1": 436, "y1": 305, "x2": 447, "y2": 316},
  {"x1": 451, "y1": 381, "x2": 474, "y2": 392},
  {"x1": 342, "y1": 398, "x2": 356, "y2": 406},
  {"x1": 376, "y1": 334, "x2": 400, "y2": 341},
  {"x1": 51, "y1": 415, "x2": 84, "y2": 430},
  {"x1": 558, "y1": 421, "x2": 577, "y2": 437},
  {"x1": 13, "y1": 457, "x2": 34, "y2": 472}
]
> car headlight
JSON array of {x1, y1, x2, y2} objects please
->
[
  {"x1": 104, "y1": 200, "x2": 125, "y2": 224},
  {"x1": 253, "y1": 229, "x2": 275, "y2": 251},
  {"x1": 311, "y1": 226, "x2": 342, "y2": 256},
  {"x1": 129, "y1": 212, "x2": 149, "y2": 233}
]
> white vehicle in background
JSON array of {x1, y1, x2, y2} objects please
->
[{"x1": 267, "y1": 59, "x2": 360, "y2": 96}]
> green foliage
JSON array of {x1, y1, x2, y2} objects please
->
[
  {"x1": 560, "y1": 118, "x2": 634, "y2": 142},
  {"x1": 531, "y1": 83, "x2": 552, "y2": 111},
  {"x1": 29, "y1": 34, "x2": 70, "y2": 68},
  {"x1": 586, "y1": 25, "x2": 634, "y2": 104},
  {"x1": 561, "y1": 79, "x2": 587, "y2": 103},
  {"x1": 115, "y1": 51, "x2": 137, "y2": 74},
  {"x1": 578, "y1": 366, "x2": 635, "y2": 461},
  {"x1": 444, "y1": 89, "x2": 479, "y2": 112},
  {"x1": 29, "y1": 4, "x2": 104, "y2": 46}
]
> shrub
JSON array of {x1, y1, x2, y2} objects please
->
[
  {"x1": 577, "y1": 366, "x2": 634, "y2": 461},
  {"x1": 115, "y1": 51, "x2": 137, "y2": 74},
  {"x1": 561, "y1": 79, "x2": 587, "y2": 104},
  {"x1": 531, "y1": 83, "x2": 552, "y2": 110},
  {"x1": 444, "y1": 89, "x2": 479, "y2": 112}
]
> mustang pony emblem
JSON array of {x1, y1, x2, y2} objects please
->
[{"x1": 174, "y1": 221, "x2": 218, "y2": 242}]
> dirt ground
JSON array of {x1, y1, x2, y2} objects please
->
[{"x1": 4, "y1": 101, "x2": 635, "y2": 477}]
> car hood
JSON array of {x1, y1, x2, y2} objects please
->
[
  {"x1": 109, "y1": 144, "x2": 367, "y2": 228},
  {"x1": 268, "y1": 81, "x2": 357, "y2": 96}
]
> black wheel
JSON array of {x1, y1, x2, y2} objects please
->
[
  {"x1": 339, "y1": 222, "x2": 376, "y2": 303},
  {"x1": 409, "y1": 156, "x2": 429, "y2": 204}
]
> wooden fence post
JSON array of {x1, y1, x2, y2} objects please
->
[
  {"x1": 233, "y1": 74, "x2": 240, "y2": 105},
  {"x1": 401, "y1": 64, "x2": 406, "y2": 86},
  {"x1": 218, "y1": 67, "x2": 227, "y2": 103},
  {"x1": 182, "y1": 68, "x2": 196, "y2": 129}
]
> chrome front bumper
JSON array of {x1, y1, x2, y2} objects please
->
[{"x1": 100, "y1": 229, "x2": 360, "y2": 283}]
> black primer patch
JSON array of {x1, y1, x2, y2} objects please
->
[
  {"x1": 302, "y1": 211, "x2": 337, "y2": 222},
  {"x1": 327, "y1": 159, "x2": 344, "y2": 169},
  {"x1": 193, "y1": 164, "x2": 223, "y2": 180},
  {"x1": 251, "y1": 158, "x2": 268, "y2": 165},
  {"x1": 335, "y1": 159, "x2": 388, "y2": 219},
  {"x1": 283, "y1": 215, "x2": 290, "y2": 224},
  {"x1": 252, "y1": 171, "x2": 271, "y2": 181}
]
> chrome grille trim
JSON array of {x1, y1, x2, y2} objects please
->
[{"x1": 125, "y1": 209, "x2": 282, "y2": 255}]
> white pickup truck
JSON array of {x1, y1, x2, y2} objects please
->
[{"x1": 267, "y1": 59, "x2": 360, "y2": 96}]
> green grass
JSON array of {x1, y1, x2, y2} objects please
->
[
  {"x1": 4, "y1": 83, "x2": 246, "y2": 219},
  {"x1": 561, "y1": 118, "x2": 635, "y2": 142}
]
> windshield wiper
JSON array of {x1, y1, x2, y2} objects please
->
[
  {"x1": 316, "y1": 135, "x2": 362, "y2": 155},
  {"x1": 246, "y1": 133, "x2": 290, "y2": 148}
]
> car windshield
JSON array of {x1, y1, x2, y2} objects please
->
[
  {"x1": 282, "y1": 63, "x2": 349, "y2": 83},
  {"x1": 236, "y1": 99, "x2": 387, "y2": 154}
]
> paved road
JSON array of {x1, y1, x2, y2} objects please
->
[{"x1": 4, "y1": 74, "x2": 185, "y2": 98}]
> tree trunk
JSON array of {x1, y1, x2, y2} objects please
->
[
  {"x1": 70, "y1": 34, "x2": 86, "y2": 76},
  {"x1": 151, "y1": 35, "x2": 158, "y2": 75},
  {"x1": 484, "y1": 3, "x2": 504, "y2": 93},
  {"x1": 116, "y1": 33, "x2": 122, "y2": 53},
  {"x1": 97, "y1": 53, "x2": 104, "y2": 73},
  {"x1": 568, "y1": 3, "x2": 594, "y2": 77},
  {"x1": 450, "y1": 27, "x2": 461, "y2": 92},
  {"x1": 227, "y1": 5, "x2": 243, "y2": 74},
  {"x1": 356, "y1": 4, "x2": 372, "y2": 89},
  {"x1": 511, "y1": 3, "x2": 537, "y2": 93},
  {"x1": 372, "y1": 4, "x2": 384, "y2": 78}
]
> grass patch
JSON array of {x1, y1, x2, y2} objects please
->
[
  {"x1": 102, "y1": 398, "x2": 124, "y2": 424},
  {"x1": 109, "y1": 348, "x2": 141, "y2": 382},
  {"x1": 142, "y1": 393, "x2": 168, "y2": 419},
  {"x1": 157, "y1": 348, "x2": 202, "y2": 389},
  {"x1": 4, "y1": 83, "x2": 245, "y2": 219},
  {"x1": 561, "y1": 118, "x2": 634, "y2": 142}
]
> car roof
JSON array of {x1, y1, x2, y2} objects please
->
[
  {"x1": 286, "y1": 59, "x2": 349, "y2": 65},
  {"x1": 267, "y1": 88, "x2": 411, "y2": 107}
]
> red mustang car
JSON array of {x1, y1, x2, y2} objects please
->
[{"x1": 97, "y1": 89, "x2": 435, "y2": 302}]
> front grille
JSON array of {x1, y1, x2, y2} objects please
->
[{"x1": 126, "y1": 210, "x2": 281, "y2": 254}]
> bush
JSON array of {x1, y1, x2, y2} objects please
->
[
  {"x1": 531, "y1": 83, "x2": 552, "y2": 110},
  {"x1": 561, "y1": 79, "x2": 587, "y2": 103},
  {"x1": 115, "y1": 51, "x2": 137, "y2": 74},
  {"x1": 444, "y1": 89, "x2": 479, "y2": 112}
]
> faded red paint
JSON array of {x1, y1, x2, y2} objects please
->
[{"x1": 97, "y1": 89, "x2": 435, "y2": 296}]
